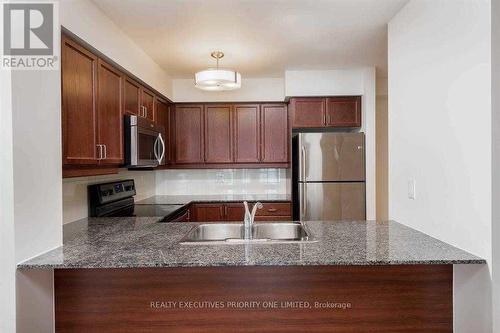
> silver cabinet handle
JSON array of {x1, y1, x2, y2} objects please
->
[
  {"x1": 96, "y1": 144, "x2": 103, "y2": 160},
  {"x1": 103, "y1": 144, "x2": 107, "y2": 160},
  {"x1": 145, "y1": 107, "x2": 148, "y2": 119}
]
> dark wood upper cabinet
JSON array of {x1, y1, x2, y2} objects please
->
[
  {"x1": 290, "y1": 96, "x2": 362, "y2": 129},
  {"x1": 326, "y1": 96, "x2": 361, "y2": 127},
  {"x1": 141, "y1": 87, "x2": 155, "y2": 121},
  {"x1": 96, "y1": 59, "x2": 124, "y2": 165},
  {"x1": 204, "y1": 105, "x2": 233, "y2": 163},
  {"x1": 61, "y1": 34, "x2": 172, "y2": 177},
  {"x1": 289, "y1": 98, "x2": 325, "y2": 128},
  {"x1": 61, "y1": 36, "x2": 98, "y2": 166},
  {"x1": 261, "y1": 104, "x2": 288, "y2": 163},
  {"x1": 174, "y1": 105, "x2": 204, "y2": 164},
  {"x1": 155, "y1": 98, "x2": 171, "y2": 163},
  {"x1": 233, "y1": 104, "x2": 260, "y2": 163},
  {"x1": 123, "y1": 77, "x2": 140, "y2": 116}
]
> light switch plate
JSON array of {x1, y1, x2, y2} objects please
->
[{"x1": 408, "y1": 179, "x2": 416, "y2": 199}]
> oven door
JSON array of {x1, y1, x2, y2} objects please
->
[{"x1": 129, "y1": 126, "x2": 166, "y2": 167}]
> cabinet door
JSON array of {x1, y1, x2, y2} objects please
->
[
  {"x1": 141, "y1": 88, "x2": 155, "y2": 121},
  {"x1": 225, "y1": 203, "x2": 245, "y2": 221},
  {"x1": 290, "y1": 98, "x2": 325, "y2": 128},
  {"x1": 191, "y1": 204, "x2": 225, "y2": 222},
  {"x1": 155, "y1": 98, "x2": 171, "y2": 163},
  {"x1": 233, "y1": 104, "x2": 260, "y2": 163},
  {"x1": 61, "y1": 36, "x2": 98, "y2": 165},
  {"x1": 174, "y1": 105, "x2": 204, "y2": 164},
  {"x1": 326, "y1": 96, "x2": 361, "y2": 128},
  {"x1": 96, "y1": 59, "x2": 124, "y2": 165},
  {"x1": 261, "y1": 104, "x2": 289, "y2": 163},
  {"x1": 123, "y1": 77, "x2": 140, "y2": 116},
  {"x1": 204, "y1": 105, "x2": 233, "y2": 163}
]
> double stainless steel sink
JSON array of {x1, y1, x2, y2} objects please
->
[{"x1": 180, "y1": 223, "x2": 315, "y2": 244}]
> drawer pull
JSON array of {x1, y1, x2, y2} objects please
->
[{"x1": 267, "y1": 208, "x2": 278, "y2": 212}]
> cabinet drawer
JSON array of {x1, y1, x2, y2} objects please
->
[
  {"x1": 255, "y1": 202, "x2": 291, "y2": 216},
  {"x1": 254, "y1": 216, "x2": 292, "y2": 222}
]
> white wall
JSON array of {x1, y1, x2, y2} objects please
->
[
  {"x1": 0, "y1": 68, "x2": 16, "y2": 333},
  {"x1": 156, "y1": 169, "x2": 289, "y2": 196},
  {"x1": 12, "y1": 70, "x2": 63, "y2": 264},
  {"x1": 492, "y1": 0, "x2": 500, "y2": 331},
  {"x1": 63, "y1": 170, "x2": 156, "y2": 224},
  {"x1": 285, "y1": 69, "x2": 365, "y2": 97},
  {"x1": 284, "y1": 68, "x2": 377, "y2": 220},
  {"x1": 173, "y1": 78, "x2": 284, "y2": 102},
  {"x1": 60, "y1": 0, "x2": 173, "y2": 99},
  {"x1": 376, "y1": 76, "x2": 388, "y2": 220},
  {"x1": 388, "y1": 1, "x2": 491, "y2": 331}
]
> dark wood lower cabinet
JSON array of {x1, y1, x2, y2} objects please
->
[
  {"x1": 191, "y1": 203, "x2": 225, "y2": 222},
  {"x1": 55, "y1": 265, "x2": 452, "y2": 333},
  {"x1": 189, "y1": 202, "x2": 292, "y2": 222}
]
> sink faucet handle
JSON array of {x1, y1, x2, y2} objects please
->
[
  {"x1": 250, "y1": 202, "x2": 263, "y2": 220},
  {"x1": 243, "y1": 201, "x2": 250, "y2": 216}
]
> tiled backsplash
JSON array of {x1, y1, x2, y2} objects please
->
[
  {"x1": 62, "y1": 170, "x2": 155, "y2": 224},
  {"x1": 155, "y1": 169, "x2": 290, "y2": 195}
]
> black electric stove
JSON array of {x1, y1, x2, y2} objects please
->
[{"x1": 88, "y1": 180, "x2": 184, "y2": 220}]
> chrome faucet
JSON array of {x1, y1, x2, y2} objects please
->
[{"x1": 243, "y1": 201, "x2": 263, "y2": 240}]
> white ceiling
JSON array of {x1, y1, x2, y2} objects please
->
[{"x1": 92, "y1": 0, "x2": 408, "y2": 78}]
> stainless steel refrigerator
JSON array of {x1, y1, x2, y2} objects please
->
[{"x1": 292, "y1": 132, "x2": 366, "y2": 221}]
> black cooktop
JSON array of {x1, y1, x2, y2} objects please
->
[
  {"x1": 106, "y1": 204, "x2": 185, "y2": 218},
  {"x1": 88, "y1": 179, "x2": 185, "y2": 220}
]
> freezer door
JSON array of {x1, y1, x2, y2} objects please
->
[
  {"x1": 298, "y1": 133, "x2": 365, "y2": 182},
  {"x1": 299, "y1": 182, "x2": 366, "y2": 221}
]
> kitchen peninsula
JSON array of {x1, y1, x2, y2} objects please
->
[{"x1": 19, "y1": 217, "x2": 484, "y2": 332}]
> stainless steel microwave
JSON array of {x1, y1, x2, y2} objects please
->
[{"x1": 124, "y1": 115, "x2": 166, "y2": 168}]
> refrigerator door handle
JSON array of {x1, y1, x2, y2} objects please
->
[
  {"x1": 301, "y1": 145, "x2": 307, "y2": 181},
  {"x1": 301, "y1": 183, "x2": 307, "y2": 221}
]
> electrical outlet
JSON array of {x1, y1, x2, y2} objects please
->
[{"x1": 408, "y1": 179, "x2": 416, "y2": 199}]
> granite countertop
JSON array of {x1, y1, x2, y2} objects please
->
[
  {"x1": 17, "y1": 218, "x2": 485, "y2": 269},
  {"x1": 135, "y1": 194, "x2": 292, "y2": 205}
]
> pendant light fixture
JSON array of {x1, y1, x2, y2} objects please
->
[{"x1": 194, "y1": 51, "x2": 241, "y2": 91}]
